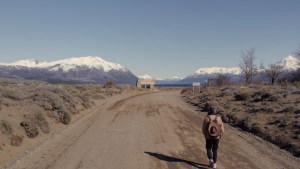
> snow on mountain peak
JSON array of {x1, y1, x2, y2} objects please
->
[
  {"x1": 137, "y1": 74, "x2": 152, "y2": 80},
  {"x1": 1, "y1": 56, "x2": 128, "y2": 72},
  {"x1": 278, "y1": 55, "x2": 299, "y2": 70},
  {"x1": 10, "y1": 59, "x2": 40, "y2": 67},
  {"x1": 48, "y1": 56, "x2": 127, "y2": 72},
  {"x1": 190, "y1": 55, "x2": 299, "y2": 78},
  {"x1": 193, "y1": 67, "x2": 241, "y2": 75},
  {"x1": 170, "y1": 76, "x2": 182, "y2": 80}
]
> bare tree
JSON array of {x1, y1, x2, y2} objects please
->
[
  {"x1": 239, "y1": 48, "x2": 258, "y2": 84},
  {"x1": 264, "y1": 64, "x2": 285, "y2": 85}
]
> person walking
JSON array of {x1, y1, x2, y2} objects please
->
[{"x1": 202, "y1": 106, "x2": 224, "y2": 169}]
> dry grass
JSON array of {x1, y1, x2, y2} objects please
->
[{"x1": 0, "y1": 81, "x2": 129, "y2": 151}]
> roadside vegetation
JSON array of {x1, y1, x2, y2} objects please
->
[
  {"x1": 0, "y1": 81, "x2": 127, "y2": 149},
  {"x1": 182, "y1": 84, "x2": 300, "y2": 157},
  {"x1": 182, "y1": 47, "x2": 300, "y2": 157}
]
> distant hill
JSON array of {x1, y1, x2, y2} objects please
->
[{"x1": 0, "y1": 56, "x2": 138, "y2": 84}]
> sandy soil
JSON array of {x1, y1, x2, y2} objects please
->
[{"x1": 1, "y1": 90, "x2": 299, "y2": 169}]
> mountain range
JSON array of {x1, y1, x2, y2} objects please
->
[
  {"x1": 178, "y1": 55, "x2": 299, "y2": 84},
  {"x1": 0, "y1": 56, "x2": 137, "y2": 84},
  {"x1": 0, "y1": 55, "x2": 299, "y2": 85},
  {"x1": 140, "y1": 55, "x2": 299, "y2": 84}
]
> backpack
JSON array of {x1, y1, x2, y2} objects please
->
[{"x1": 207, "y1": 115, "x2": 222, "y2": 138}]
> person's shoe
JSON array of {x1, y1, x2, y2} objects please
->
[
  {"x1": 212, "y1": 163, "x2": 217, "y2": 169},
  {"x1": 208, "y1": 159, "x2": 214, "y2": 167}
]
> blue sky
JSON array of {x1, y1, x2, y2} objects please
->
[{"x1": 0, "y1": 0, "x2": 299, "y2": 78}]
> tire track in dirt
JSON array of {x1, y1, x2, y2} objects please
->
[
  {"x1": 108, "y1": 92, "x2": 156, "y2": 110},
  {"x1": 109, "y1": 92, "x2": 156, "y2": 124}
]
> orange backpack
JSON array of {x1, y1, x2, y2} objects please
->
[{"x1": 207, "y1": 115, "x2": 222, "y2": 138}]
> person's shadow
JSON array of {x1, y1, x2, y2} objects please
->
[{"x1": 144, "y1": 151, "x2": 208, "y2": 169}]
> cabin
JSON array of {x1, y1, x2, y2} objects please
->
[{"x1": 136, "y1": 79, "x2": 155, "y2": 89}]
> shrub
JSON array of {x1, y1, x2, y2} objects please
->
[
  {"x1": 261, "y1": 107, "x2": 275, "y2": 113},
  {"x1": 33, "y1": 90, "x2": 60, "y2": 106},
  {"x1": 52, "y1": 88, "x2": 77, "y2": 113},
  {"x1": 20, "y1": 120, "x2": 39, "y2": 138},
  {"x1": 74, "y1": 85, "x2": 87, "y2": 92},
  {"x1": 33, "y1": 90, "x2": 73, "y2": 124},
  {"x1": 1, "y1": 89, "x2": 24, "y2": 100},
  {"x1": 221, "y1": 115, "x2": 229, "y2": 123},
  {"x1": 61, "y1": 111, "x2": 71, "y2": 124},
  {"x1": 181, "y1": 87, "x2": 192, "y2": 94},
  {"x1": 34, "y1": 100, "x2": 52, "y2": 110},
  {"x1": 203, "y1": 101, "x2": 219, "y2": 112},
  {"x1": 275, "y1": 120, "x2": 288, "y2": 128},
  {"x1": 256, "y1": 91, "x2": 279, "y2": 102},
  {"x1": 248, "y1": 107, "x2": 260, "y2": 113},
  {"x1": 35, "y1": 86, "x2": 78, "y2": 114},
  {"x1": 92, "y1": 94, "x2": 105, "y2": 100},
  {"x1": 34, "y1": 112, "x2": 49, "y2": 133},
  {"x1": 0, "y1": 98, "x2": 15, "y2": 106},
  {"x1": 78, "y1": 95, "x2": 95, "y2": 109},
  {"x1": 220, "y1": 87, "x2": 234, "y2": 97},
  {"x1": 226, "y1": 113, "x2": 238, "y2": 124},
  {"x1": 268, "y1": 95, "x2": 279, "y2": 102},
  {"x1": 283, "y1": 107, "x2": 296, "y2": 113},
  {"x1": 235, "y1": 87, "x2": 253, "y2": 101},
  {"x1": 0, "y1": 120, "x2": 12, "y2": 135},
  {"x1": 237, "y1": 117, "x2": 252, "y2": 131},
  {"x1": 248, "y1": 106, "x2": 274, "y2": 113}
]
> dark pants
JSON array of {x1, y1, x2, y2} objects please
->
[{"x1": 206, "y1": 138, "x2": 219, "y2": 163}]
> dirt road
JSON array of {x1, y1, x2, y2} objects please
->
[{"x1": 4, "y1": 90, "x2": 300, "y2": 169}]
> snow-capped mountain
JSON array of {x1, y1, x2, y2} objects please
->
[
  {"x1": 169, "y1": 76, "x2": 183, "y2": 80},
  {"x1": 277, "y1": 55, "x2": 299, "y2": 70},
  {"x1": 1, "y1": 56, "x2": 127, "y2": 72},
  {"x1": 155, "y1": 76, "x2": 183, "y2": 81},
  {"x1": 155, "y1": 76, "x2": 183, "y2": 85},
  {"x1": 180, "y1": 55, "x2": 299, "y2": 84},
  {"x1": 137, "y1": 74, "x2": 153, "y2": 80},
  {"x1": 0, "y1": 56, "x2": 137, "y2": 84},
  {"x1": 180, "y1": 66, "x2": 243, "y2": 84},
  {"x1": 192, "y1": 67, "x2": 241, "y2": 76},
  {"x1": 136, "y1": 74, "x2": 183, "y2": 85},
  {"x1": 9, "y1": 59, "x2": 40, "y2": 67}
]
